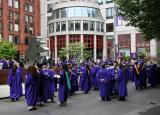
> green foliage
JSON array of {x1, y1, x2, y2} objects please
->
[
  {"x1": 58, "y1": 42, "x2": 92, "y2": 63},
  {"x1": 0, "y1": 40, "x2": 17, "y2": 59},
  {"x1": 124, "y1": 56, "x2": 130, "y2": 61},
  {"x1": 115, "y1": 0, "x2": 160, "y2": 40}
]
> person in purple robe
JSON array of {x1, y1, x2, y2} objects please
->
[
  {"x1": 41, "y1": 65, "x2": 55, "y2": 103},
  {"x1": 8, "y1": 64, "x2": 23, "y2": 102},
  {"x1": 146, "y1": 62, "x2": 157, "y2": 87},
  {"x1": 8, "y1": 59, "x2": 14, "y2": 69},
  {"x1": 96, "y1": 64, "x2": 111, "y2": 101},
  {"x1": 80, "y1": 64, "x2": 92, "y2": 94},
  {"x1": 115, "y1": 64, "x2": 128, "y2": 101},
  {"x1": 25, "y1": 66, "x2": 39, "y2": 111},
  {"x1": 58, "y1": 64, "x2": 71, "y2": 106},
  {"x1": 2, "y1": 59, "x2": 9, "y2": 69},
  {"x1": 133, "y1": 62, "x2": 143, "y2": 90}
]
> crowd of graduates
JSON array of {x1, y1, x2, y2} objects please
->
[{"x1": 4, "y1": 57, "x2": 160, "y2": 111}]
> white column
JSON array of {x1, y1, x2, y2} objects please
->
[
  {"x1": 55, "y1": 36, "x2": 58, "y2": 65},
  {"x1": 103, "y1": 35, "x2": 107, "y2": 61},
  {"x1": 80, "y1": 34, "x2": 83, "y2": 60},
  {"x1": 150, "y1": 39, "x2": 157, "y2": 57},
  {"x1": 131, "y1": 33, "x2": 136, "y2": 53},
  {"x1": 66, "y1": 34, "x2": 69, "y2": 59},
  {"x1": 94, "y1": 35, "x2": 97, "y2": 62}
]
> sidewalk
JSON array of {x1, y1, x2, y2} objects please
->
[{"x1": 0, "y1": 84, "x2": 25, "y2": 99}]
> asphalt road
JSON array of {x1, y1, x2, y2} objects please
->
[{"x1": 0, "y1": 83, "x2": 160, "y2": 115}]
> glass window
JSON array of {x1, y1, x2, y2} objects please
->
[
  {"x1": 0, "y1": 21, "x2": 2, "y2": 30},
  {"x1": 105, "y1": 0, "x2": 112, "y2": 3},
  {"x1": 68, "y1": 7, "x2": 75, "y2": 17},
  {"x1": 0, "y1": 8, "x2": 2, "y2": 17},
  {"x1": 56, "y1": 22, "x2": 60, "y2": 32},
  {"x1": 83, "y1": 21, "x2": 88, "y2": 31},
  {"x1": 29, "y1": 5, "x2": 33, "y2": 13},
  {"x1": 61, "y1": 8, "x2": 67, "y2": 18},
  {"x1": 87, "y1": 8, "x2": 92, "y2": 17},
  {"x1": 25, "y1": 15, "x2": 29, "y2": 23},
  {"x1": 101, "y1": 23, "x2": 104, "y2": 32},
  {"x1": 14, "y1": 24, "x2": 19, "y2": 32},
  {"x1": 75, "y1": 7, "x2": 81, "y2": 17},
  {"x1": 14, "y1": 0, "x2": 19, "y2": 9},
  {"x1": 96, "y1": 22, "x2": 100, "y2": 32},
  {"x1": 61, "y1": 21, "x2": 66, "y2": 31},
  {"x1": 106, "y1": 7, "x2": 113, "y2": 18},
  {"x1": 55, "y1": 10, "x2": 59, "y2": 18},
  {"x1": 68, "y1": 21, "x2": 74, "y2": 31},
  {"x1": 47, "y1": 4, "x2": 52, "y2": 13},
  {"x1": 81, "y1": 7, "x2": 88, "y2": 17},
  {"x1": 49, "y1": 23, "x2": 54, "y2": 33},
  {"x1": 14, "y1": 36, "x2": 19, "y2": 45},
  {"x1": 25, "y1": 37, "x2": 29, "y2": 45},
  {"x1": 9, "y1": 35, "x2": 13, "y2": 42},
  {"x1": 75, "y1": 20, "x2": 81, "y2": 31},
  {"x1": 9, "y1": 11, "x2": 13, "y2": 19},
  {"x1": 8, "y1": 0, "x2": 13, "y2": 7},
  {"x1": 29, "y1": 16, "x2": 33, "y2": 23},
  {"x1": 9, "y1": 22, "x2": 13, "y2": 31},
  {"x1": 89, "y1": 21, "x2": 94, "y2": 31},
  {"x1": 106, "y1": 23, "x2": 113, "y2": 32}
]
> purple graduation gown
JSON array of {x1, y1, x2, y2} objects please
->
[
  {"x1": 90, "y1": 66, "x2": 100, "y2": 89},
  {"x1": 25, "y1": 74, "x2": 39, "y2": 106},
  {"x1": 70, "y1": 70, "x2": 79, "y2": 92},
  {"x1": 146, "y1": 65, "x2": 156, "y2": 86},
  {"x1": 42, "y1": 69, "x2": 55, "y2": 100},
  {"x1": 58, "y1": 71, "x2": 69, "y2": 103},
  {"x1": 116, "y1": 69, "x2": 127, "y2": 97},
  {"x1": 96, "y1": 68, "x2": 110, "y2": 97},
  {"x1": 8, "y1": 68, "x2": 23, "y2": 99},
  {"x1": 80, "y1": 67, "x2": 92, "y2": 93}
]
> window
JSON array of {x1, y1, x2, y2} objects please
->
[
  {"x1": 14, "y1": 0, "x2": 19, "y2": 9},
  {"x1": 29, "y1": 27, "x2": 33, "y2": 34},
  {"x1": 61, "y1": 8, "x2": 67, "y2": 18},
  {"x1": 25, "y1": 4, "x2": 29, "y2": 12},
  {"x1": 25, "y1": 15, "x2": 29, "y2": 23},
  {"x1": 83, "y1": 21, "x2": 88, "y2": 31},
  {"x1": 9, "y1": 35, "x2": 13, "y2": 42},
  {"x1": 89, "y1": 21, "x2": 94, "y2": 31},
  {"x1": 55, "y1": 10, "x2": 59, "y2": 18},
  {"x1": 14, "y1": 24, "x2": 19, "y2": 31},
  {"x1": 57, "y1": 35, "x2": 66, "y2": 49},
  {"x1": 14, "y1": 12, "x2": 19, "y2": 20},
  {"x1": 47, "y1": 4, "x2": 52, "y2": 13},
  {"x1": 75, "y1": 20, "x2": 81, "y2": 31},
  {"x1": 0, "y1": 8, "x2": 2, "y2": 17},
  {"x1": 8, "y1": 0, "x2": 13, "y2": 7},
  {"x1": 9, "y1": 11, "x2": 13, "y2": 19},
  {"x1": 68, "y1": 7, "x2": 74, "y2": 17},
  {"x1": 29, "y1": 5, "x2": 33, "y2": 13},
  {"x1": 56, "y1": 22, "x2": 60, "y2": 32},
  {"x1": 0, "y1": 21, "x2": 2, "y2": 30},
  {"x1": 25, "y1": 25, "x2": 29, "y2": 33},
  {"x1": 96, "y1": 22, "x2": 100, "y2": 32},
  {"x1": 96, "y1": 0, "x2": 103, "y2": 4},
  {"x1": 105, "y1": 0, "x2": 112, "y2": 3},
  {"x1": 101, "y1": 23, "x2": 104, "y2": 32},
  {"x1": 106, "y1": 7, "x2": 113, "y2": 18},
  {"x1": 69, "y1": 35, "x2": 80, "y2": 43},
  {"x1": 75, "y1": 7, "x2": 82, "y2": 17},
  {"x1": 14, "y1": 36, "x2": 19, "y2": 45},
  {"x1": 29, "y1": 16, "x2": 33, "y2": 23},
  {"x1": 25, "y1": 37, "x2": 29, "y2": 45},
  {"x1": 61, "y1": 21, "x2": 66, "y2": 31},
  {"x1": 49, "y1": 23, "x2": 54, "y2": 33},
  {"x1": 68, "y1": 21, "x2": 74, "y2": 31},
  {"x1": 106, "y1": 23, "x2": 113, "y2": 32},
  {"x1": 9, "y1": 22, "x2": 13, "y2": 31}
]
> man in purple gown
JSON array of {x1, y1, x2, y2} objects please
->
[
  {"x1": 8, "y1": 64, "x2": 23, "y2": 101},
  {"x1": 80, "y1": 64, "x2": 92, "y2": 94},
  {"x1": 96, "y1": 64, "x2": 111, "y2": 101},
  {"x1": 25, "y1": 66, "x2": 39, "y2": 111}
]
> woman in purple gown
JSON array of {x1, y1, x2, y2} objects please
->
[
  {"x1": 25, "y1": 66, "x2": 39, "y2": 111},
  {"x1": 8, "y1": 64, "x2": 23, "y2": 101}
]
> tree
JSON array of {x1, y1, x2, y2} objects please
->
[
  {"x1": 58, "y1": 42, "x2": 92, "y2": 64},
  {"x1": 0, "y1": 40, "x2": 17, "y2": 59},
  {"x1": 115, "y1": 0, "x2": 160, "y2": 40}
]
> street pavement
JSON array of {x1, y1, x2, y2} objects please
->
[{"x1": 0, "y1": 83, "x2": 160, "y2": 115}]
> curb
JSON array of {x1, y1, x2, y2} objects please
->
[{"x1": 0, "y1": 96, "x2": 10, "y2": 100}]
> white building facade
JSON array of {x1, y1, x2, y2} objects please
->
[
  {"x1": 41, "y1": 0, "x2": 157, "y2": 63},
  {"x1": 48, "y1": 0, "x2": 106, "y2": 63}
]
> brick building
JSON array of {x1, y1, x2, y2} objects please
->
[{"x1": 0, "y1": 0, "x2": 40, "y2": 54}]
